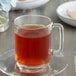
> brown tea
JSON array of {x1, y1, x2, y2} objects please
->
[{"x1": 15, "y1": 25, "x2": 51, "y2": 66}]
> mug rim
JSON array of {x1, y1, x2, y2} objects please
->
[{"x1": 14, "y1": 15, "x2": 53, "y2": 28}]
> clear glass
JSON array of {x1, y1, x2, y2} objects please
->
[
  {"x1": 0, "y1": 9, "x2": 9, "y2": 32},
  {"x1": 14, "y1": 15, "x2": 64, "y2": 73}
]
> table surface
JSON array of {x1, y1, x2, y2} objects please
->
[{"x1": 0, "y1": 0, "x2": 76, "y2": 76}]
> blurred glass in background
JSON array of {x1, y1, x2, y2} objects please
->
[{"x1": 0, "y1": 0, "x2": 17, "y2": 32}]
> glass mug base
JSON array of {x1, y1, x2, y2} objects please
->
[{"x1": 16, "y1": 62, "x2": 52, "y2": 74}]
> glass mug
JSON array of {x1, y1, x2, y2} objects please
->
[{"x1": 14, "y1": 15, "x2": 64, "y2": 73}]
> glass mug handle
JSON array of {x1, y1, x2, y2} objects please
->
[{"x1": 52, "y1": 23, "x2": 64, "y2": 57}]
